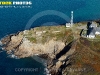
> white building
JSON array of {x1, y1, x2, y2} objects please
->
[
  {"x1": 66, "y1": 23, "x2": 72, "y2": 27},
  {"x1": 95, "y1": 27, "x2": 100, "y2": 35},
  {"x1": 87, "y1": 24, "x2": 100, "y2": 39},
  {"x1": 87, "y1": 33, "x2": 95, "y2": 39},
  {"x1": 87, "y1": 27, "x2": 95, "y2": 39},
  {"x1": 89, "y1": 22, "x2": 97, "y2": 28},
  {"x1": 66, "y1": 11, "x2": 73, "y2": 27}
]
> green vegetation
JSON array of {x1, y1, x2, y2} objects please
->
[
  {"x1": 80, "y1": 37, "x2": 100, "y2": 53},
  {"x1": 27, "y1": 37, "x2": 36, "y2": 43},
  {"x1": 22, "y1": 25, "x2": 77, "y2": 44},
  {"x1": 73, "y1": 22, "x2": 87, "y2": 27},
  {"x1": 70, "y1": 38, "x2": 100, "y2": 75},
  {"x1": 82, "y1": 30, "x2": 87, "y2": 36},
  {"x1": 96, "y1": 35, "x2": 100, "y2": 39},
  {"x1": 90, "y1": 41, "x2": 100, "y2": 52},
  {"x1": 34, "y1": 25, "x2": 66, "y2": 31},
  {"x1": 66, "y1": 35, "x2": 74, "y2": 43},
  {"x1": 55, "y1": 32, "x2": 65, "y2": 41},
  {"x1": 97, "y1": 23, "x2": 100, "y2": 27},
  {"x1": 41, "y1": 32, "x2": 55, "y2": 44},
  {"x1": 22, "y1": 23, "x2": 92, "y2": 44},
  {"x1": 33, "y1": 25, "x2": 73, "y2": 44},
  {"x1": 86, "y1": 72, "x2": 100, "y2": 75}
]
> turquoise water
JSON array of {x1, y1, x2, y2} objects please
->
[{"x1": 0, "y1": 0, "x2": 100, "y2": 75}]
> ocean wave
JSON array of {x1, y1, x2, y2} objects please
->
[{"x1": 7, "y1": 54, "x2": 19, "y2": 59}]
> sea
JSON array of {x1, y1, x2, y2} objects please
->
[{"x1": 0, "y1": 0, "x2": 100, "y2": 75}]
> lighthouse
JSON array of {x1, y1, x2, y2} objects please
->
[
  {"x1": 70, "y1": 11, "x2": 73, "y2": 26},
  {"x1": 66, "y1": 11, "x2": 74, "y2": 27}
]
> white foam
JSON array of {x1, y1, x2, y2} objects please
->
[
  {"x1": 0, "y1": 41, "x2": 2, "y2": 46},
  {"x1": 8, "y1": 54, "x2": 19, "y2": 59},
  {"x1": 2, "y1": 48, "x2": 4, "y2": 50},
  {"x1": 34, "y1": 54, "x2": 39, "y2": 55},
  {"x1": 44, "y1": 68, "x2": 51, "y2": 75}
]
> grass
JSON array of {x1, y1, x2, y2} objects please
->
[
  {"x1": 83, "y1": 71, "x2": 100, "y2": 75},
  {"x1": 34, "y1": 25, "x2": 66, "y2": 32},
  {"x1": 70, "y1": 38, "x2": 100, "y2": 74},
  {"x1": 41, "y1": 31, "x2": 60, "y2": 44},
  {"x1": 34, "y1": 26, "x2": 73, "y2": 44},
  {"x1": 22, "y1": 25, "x2": 74, "y2": 44},
  {"x1": 66, "y1": 35, "x2": 74, "y2": 43},
  {"x1": 73, "y1": 22, "x2": 87, "y2": 27},
  {"x1": 82, "y1": 30, "x2": 87, "y2": 35},
  {"x1": 27, "y1": 37, "x2": 36, "y2": 43},
  {"x1": 96, "y1": 35, "x2": 100, "y2": 39},
  {"x1": 90, "y1": 41, "x2": 100, "y2": 52},
  {"x1": 23, "y1": 24, "x2": 88, "y2": 44},
  {"x1": 80, "y1": 37, "x2": 100, "y2": 51}
]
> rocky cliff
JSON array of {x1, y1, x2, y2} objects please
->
[{"x1": 1, "y1": 25, "x2": 100, "y2": 75}]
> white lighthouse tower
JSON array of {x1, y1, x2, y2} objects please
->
[
  {"x1": 70, "y1": 11, "x2": 73, "y2": 26},
  {"x1": 66, "y1": 11, "x2": 74, "y2": 27}
]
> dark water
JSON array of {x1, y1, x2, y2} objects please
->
[
  {"x1": 0, "y1": 0, "x2": 100, "y2": 75},
  {"x1": 0, "y1": 52, "x2": 45, "y2": 75}
]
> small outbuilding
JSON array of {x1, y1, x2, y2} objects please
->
[
  {"x1": 87, "y1": 28, "x2": 96, "y2": 38},
  {"x1": 95, "y1": 27, "x2": 100, "y2": 35},
  {"x1": 89, "y1": 22, "x2": 97, "y2": 28},
  {"x1": 66, "y1": 23, "x2": 72, "y2": 27}
]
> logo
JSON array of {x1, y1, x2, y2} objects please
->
[{"x1": 0, "y1": 1, "x2": 32, "y2": 8}]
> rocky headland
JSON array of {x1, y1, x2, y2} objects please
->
[{"x1": 1, "y1": 24, "x2": 100, "y2": 75}]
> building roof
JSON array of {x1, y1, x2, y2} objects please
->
[
  {"x1": 96, "y1": 27, "x2": 100, "y2": 32},
  {"x1": 89, "y1": 28, "x2": 96, "y2": 36},
  {"x1": 89, "y1": 22, "x2": 97, "y2": 28}
]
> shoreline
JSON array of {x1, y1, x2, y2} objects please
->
[{"x1": 1, "y1": 20, "x2": 100, "y2": 75}]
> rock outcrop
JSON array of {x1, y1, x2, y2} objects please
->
[
  {"x1": 1, "y1": 25, "x2": 100, "y2": 75},
  {"x1": 0, "y1": 26, "x2": 74, "y2": 58},
  {"x1": 0, "y1": 26, "x2": 76, "y2": 75},
  {"x1": 1, "y1": 34, "x2": 66, "y2": 58}
]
